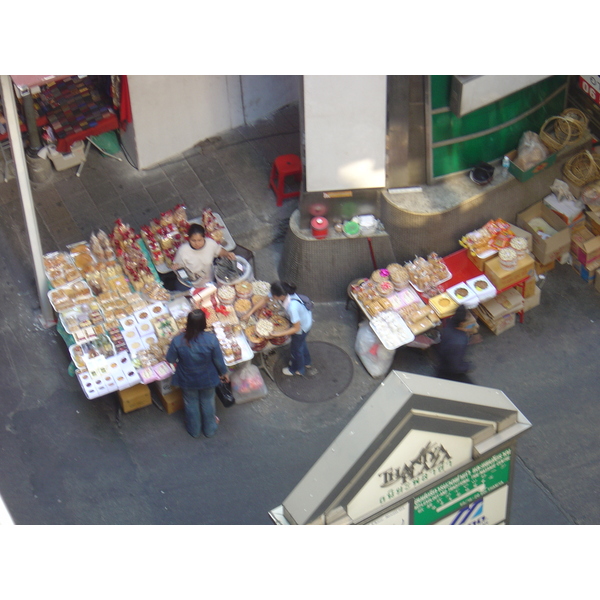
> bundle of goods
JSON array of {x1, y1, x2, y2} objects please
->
[
  {"x1": 141, "y1": 280, "x2": 171, "y2": 302},
  {"x1": 351, "y1": 279, "x2": 393, "y2": 317},
  {"x1": 68, "y1": 242, "x2": 96, "y2": 274},
  {"x1": 498, "y1": 247, "x2": 518, "y2": 270},
  {"x1": 140, "y1": 225, "x2": 165, "y2": 266},
  {"x1": 244, "y1": 324, "x2": 268, "y2": 352},
  {"x1": 111, "y1": 220, "x2": 156, "y2": 291},
  {"x1": 217, "y1": 285, "x2": 236, "y2": 305},
  {"x1": 202, "y1": 208, "x2": 226, "y2": 246},
  {"x1": 43, "y1": 252, "x2": 81, "y2": 288},
  {"x1": 269, "y1": 314, "x2": 292, "y2": 345},
  {"x1": 397, "y1": 302, "x2": 441, "y2": 335},
  {"x1": 404, "y1": 253, "x2": 451, "y2": 295},
  {"x1": 369, "y1": 311, "x2": 415, "y2": 350},
  {"x1": 89, "y1": 230, "x2": 115, "y2": 263},
  {"x1": 460, "y1": 219, "x2": 515, "y2": 257},
  {"x1": 509, "y1": 236, "x2": 528, "y2": 259},
  {"x1": 213, "y1": 322, "x2": 246, "y2": 364},
  {"x1": 48, "y1": 280, "x2": 94, "y2": 313},
  {"x1": 386, "y1": 263, "x2": 410, "y2": 290}
]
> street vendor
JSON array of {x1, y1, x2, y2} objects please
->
[
  {"x1": 172, "y1": 223, "x2": 236, "y2": 289},
  {"x1": 243, "y1": 281, "x2": 313, "y2": 377}
]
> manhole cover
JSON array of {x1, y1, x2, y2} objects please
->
[{"x1": 272, "y1": 341, "x2": 354, "y2": 403}]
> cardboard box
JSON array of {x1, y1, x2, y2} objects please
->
[
  {"x1": 476, "y1": 287, "x2": 524, "y2": 322},
  {"x1": 522, "y1": 275, "x2": 536, "y2": 298},
  {"x1": 517, "y1": 201, "x2": 572, "y2": 264},
  {"x1": 570, "y1": 253, "x2": 600, "y2": 283},
  {"x1": 570, "y1": 226, "x2": 600, "y2": 266},
  {"x1": 595, "y1": 271, "x2": 600, "y2": 293},
  {"x1": 466, "y1": 250, "x2": 495, "y2": 271},
  {"x1": 484, "y1": 253, "x2": 535, "y2": 291},
  {"x1": 474, "y1": 308, "x2": 516, "y2": 335},
  {"x1": 158, "y1": 388, "x2": 183, "y2": 415},
  {"x1": 507, "y1": 149, "x2": 557, "y2": 182},
  {"x1": 117, "y1": 383, "x2": 152, "y2": 413},
  {"x1": 48, "y1": 140, "x2": 85, "y2": 171},
  {"x1": 586, "y1": 211, "x2": 600, "y2": 236},
  {"x1": 535, "y1": 259, "x2": 555, "y2": 275},
  {"x1": 523, "y1": 285, "x2": 541, "y2": 312}
]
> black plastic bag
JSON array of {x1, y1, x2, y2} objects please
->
[
  {"x1": 213, "y1": 256, "x2": 242, "y2": 283},
  {"x1": 216, "y1": 381, "x2": 235, "y2": 408}
]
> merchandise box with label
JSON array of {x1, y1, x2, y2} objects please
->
[
  {"x1": 150, "y1": 381, "x2": 183, "y2": 415},
  {"x1": 571, "y1": 253, "x2": 600, "y2": 283},
  {"x1": 476, "y1": 287, "x2": 524, "y2": 322},
  {"x1": 571, "y1": 227, "x2": 600, "y2": 266},
  {"x1": 516, "y1": 202, "x2": 572, "y2": 264},
  {"x1": 484, "y1": 253, "x2": 535, "y2": 291},
  {"x1": 586, "y1": 211, "x2": 600, "y2": 236}
]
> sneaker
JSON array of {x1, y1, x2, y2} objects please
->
[{"x1": 282, "y1": 367, "x2": 294, "y2": 376}]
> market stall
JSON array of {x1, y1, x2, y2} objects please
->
[
  {"x1": 348, "y1": 219, "x2": 540, "y2": 375},
  {"x1": 47, "y1": 204, "x2": 289, "y2": 413}
]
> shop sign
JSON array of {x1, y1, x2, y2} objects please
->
[
  {"x1": 578, "y1": 76, "x2": 600, "y2": 106},
  {"x1": 346, "y1": 430, "x2": 472, "y2": 522},
  {"x1": 413, "y1": 448, "x2": 512, "y2": 525},
  {"x1": 434, "y1": 485, "x2": 509, "y2": 525},
  {"x1": 367, "y1": 502, "x2": 410, "y2": 525}
]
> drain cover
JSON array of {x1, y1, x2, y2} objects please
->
[{"x1": 273, "y1": 341, "x2": 354, "y2": 403}]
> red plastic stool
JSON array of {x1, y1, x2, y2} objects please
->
[{"x1": 269, "y1": 154, "x2": 302, "y2": 206}]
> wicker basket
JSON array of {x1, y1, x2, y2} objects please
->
[
  {"x1": 561, "y1": 107, "x2": 589, "y2": 129},
  {"x1": 540, "y1": 116, "x2": 583, "y2": 152},
  {"x1": 562, "y1": 151, "x2": 600, "y2": 187}
]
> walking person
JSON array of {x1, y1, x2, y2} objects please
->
[
  {"x1": 244, "y1": 281, "x2": 313, "y2": 376},
  {"x1": 166, "y1": 309, "x2": 229, "y2": 438},
  {"x1": 435, "y1": 305, "x2": 477, "y2": 384}
]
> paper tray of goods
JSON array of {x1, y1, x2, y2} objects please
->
[
  {"x1": 43, "y1": 251, "x2": 83, "y2": 288},
  {"x1": 369, "y1": 311, "x2": 415, "y2": 350},
  {"x1": 428, "y1": 293, "x2": 459, "y2": 319},
  {"x1": 465, "y1": 275, "x2": 497, "y2": 302},
  {"x1": 404, "y1": 254, "x2": 452, "y2": 293},
  {"x1": 446, "y1": 282, "x2": 480, "y2": 309},
  {"x1": 213, "y1": 322, "x2": 253, "y2": 365},
  {"x1": 48, "y1": 280, "x2": 94, "y2": 313}
]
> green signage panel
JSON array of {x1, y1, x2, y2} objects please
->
[{"x1": 413, "y1": 448, "x2": 512, "y2": 525}]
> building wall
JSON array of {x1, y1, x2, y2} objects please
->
[
  {"x1": 124, "y1": 75, "x2": 300, "y2": 169},
  {"x1": 303, "y1": 75, "x2": 387, "y2": 192}
]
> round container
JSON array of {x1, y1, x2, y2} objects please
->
[
  {"x1": 269, "y1": 335, "x2": 289, "y2": 346},
  {"x1": 311, "y1": 217, "x2": 329, "y2": 239},
  {"x1": 498, "y1": 247, "x2": 518, "y2": 270},
  {"x1": 392, "y1": 273, "x2": 410, "y2": 291},
  {"x1": 214, "y1": 255, "x2": 253, "y2": 286},
  {"x1": 377, "y1": 281, "x2": 394, "y2": 297},
  {"x1": 343, "y1": 221, "x2": 360, "y2": 237},
  {"x1": 509, "y1": 236, "x2": 528, "y2": 259},
  {"x1": 235, "y1": 280, "x2": 253, "y2": 299},
  {"x1": 217, "y1": 285, "x2": 236, "y2": 305}
]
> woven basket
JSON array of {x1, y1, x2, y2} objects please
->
[
  {"x1": 554, "y1": 115, "x2": 586, "y2": 144},
  {"x1": 561, "y1": 107, "x2": 589, "y2": 129},
  {"x1": 562, "y1": 151, "x2": 600, "y2": 187}
]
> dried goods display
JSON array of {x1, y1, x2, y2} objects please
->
[
  {"x1": 43, "y1": 252, "x2": 81, "y2": 288},
  {"x1": 460, "y1": 219, "x2": 515, "y2": 257},
  {"x1": 111, "y1": 220, "x2": 156, "y2": 291},
  {"x1": 252, "y1": 280, "x2": 271, "y2": 297},
  {"x1": 369, "y1": 311, "x2": 415, "y2": 350},
  {"x1": 200, "y1": 208, "x2": 235, "y2": 250},
  {"x1": 405, "y1": 254, "x2": 451, "y2": 294}
]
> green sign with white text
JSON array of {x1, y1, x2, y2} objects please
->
[{"x1": 413, "y1": 448, "x2": 512, "y2": 525}]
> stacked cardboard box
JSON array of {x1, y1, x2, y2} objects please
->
[
  {"x1": 517, "y1": 201, "x2": 572, "y2": 265},
  {"x1": 484, "y1": 253, "x2": 535, "y2": 291},
  {"x1": 570, "y1": 226, "x2": 600, "y2": 283},
  {"x1": 150, "y1": 379, "x2": 183, "y2": 414},
  {"x1": 473, "y1": 288, "x2": 525, "y2": 335},
  {"x1": 117, "y1": 383, "x2": 152, "y2": 413}
]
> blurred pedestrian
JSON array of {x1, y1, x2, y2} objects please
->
[
  {"x1": 435, "y1": 305, "x2": 476, "y2": 384},
  {"x1": 166, "y1": 309, "x2": 229, "y2": 438}
]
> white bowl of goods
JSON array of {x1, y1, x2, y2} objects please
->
[
  {"x1": 446, "y1": 282, "x2": 479, "y2": 309},
  {"x1": 465, "y1": 275, "x2": 497, "y2": 302}
]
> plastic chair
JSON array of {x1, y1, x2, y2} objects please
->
[{"x1": 269, "y1": 154, "x2": 302, "y2": 206}]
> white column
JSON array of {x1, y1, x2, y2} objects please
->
[{"x1": 1, "y1": 75, "x2": 55, "y2": 326}]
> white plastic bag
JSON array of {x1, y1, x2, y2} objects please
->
[
  {"x1": 514, "y1": 131, "x2": 549, "y2": 171},
  {"x1": 230, "y1": 363, "x2": 267, "y2": 404},
  {"x1": 355, "y1": 320, "x2": 395, "y2": 378}
]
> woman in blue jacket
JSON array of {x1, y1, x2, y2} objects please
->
[{"x1": 166, "y1": 309, "x2": 229, "y2": 438}]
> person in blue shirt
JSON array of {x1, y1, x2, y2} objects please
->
[
  {"x1": 268, "y1": 281, "x2": 313, "y2": 376},
  {"x1": 166, "y1": 309, "x2": 229, "y2": 438}
]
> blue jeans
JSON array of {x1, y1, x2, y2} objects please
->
[
  {"x1": 290, "y1": 330, "x2": 311, "y2": 375},
  {"x1": 181, "y1": 387, "x2": 218, "y2": 438}
]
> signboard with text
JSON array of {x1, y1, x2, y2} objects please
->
[
  {"x1": 578, "y1": 76, "x2": 600, "y2": 106},
  {"x1": 413, "y1": 448, "x2": 512, "y2": 525}
]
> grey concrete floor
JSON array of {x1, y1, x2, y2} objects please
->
[{"x1": 0, "y1": 103, "x2": 595, "y2": 525}]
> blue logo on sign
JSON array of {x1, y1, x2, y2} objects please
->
[{"x1": 450, "y1": 498, "x2": 487, "y2": 525}]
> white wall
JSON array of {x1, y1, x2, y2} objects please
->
[
  {"x1": 303, "y1": 75, "x2": 387, "y2": 192},
  {"x1": 241, "y1": 75, "x2": 300, "y2": 124},
  {"x1": 123, "y1": 75, "x2": 300, "y2": 170}
]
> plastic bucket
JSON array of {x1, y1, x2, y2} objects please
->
[
  {"x1": 311, "y1": 217, "x2": 328, "y2": 239},
  {"x1": 215, "y1": 255, "x2": 253, "y2": 286}
]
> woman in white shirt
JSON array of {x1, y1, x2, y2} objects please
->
[{"x1": 172, "y1": 223, "x2": 236, "y2": 288}]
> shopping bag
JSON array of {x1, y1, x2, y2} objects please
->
[
  {"x1": 216, "y1": 381, "x2": 235, "y2": 408},
  {"x1": 230, "y1": 364, "x2": 267, "y2": 404}
]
